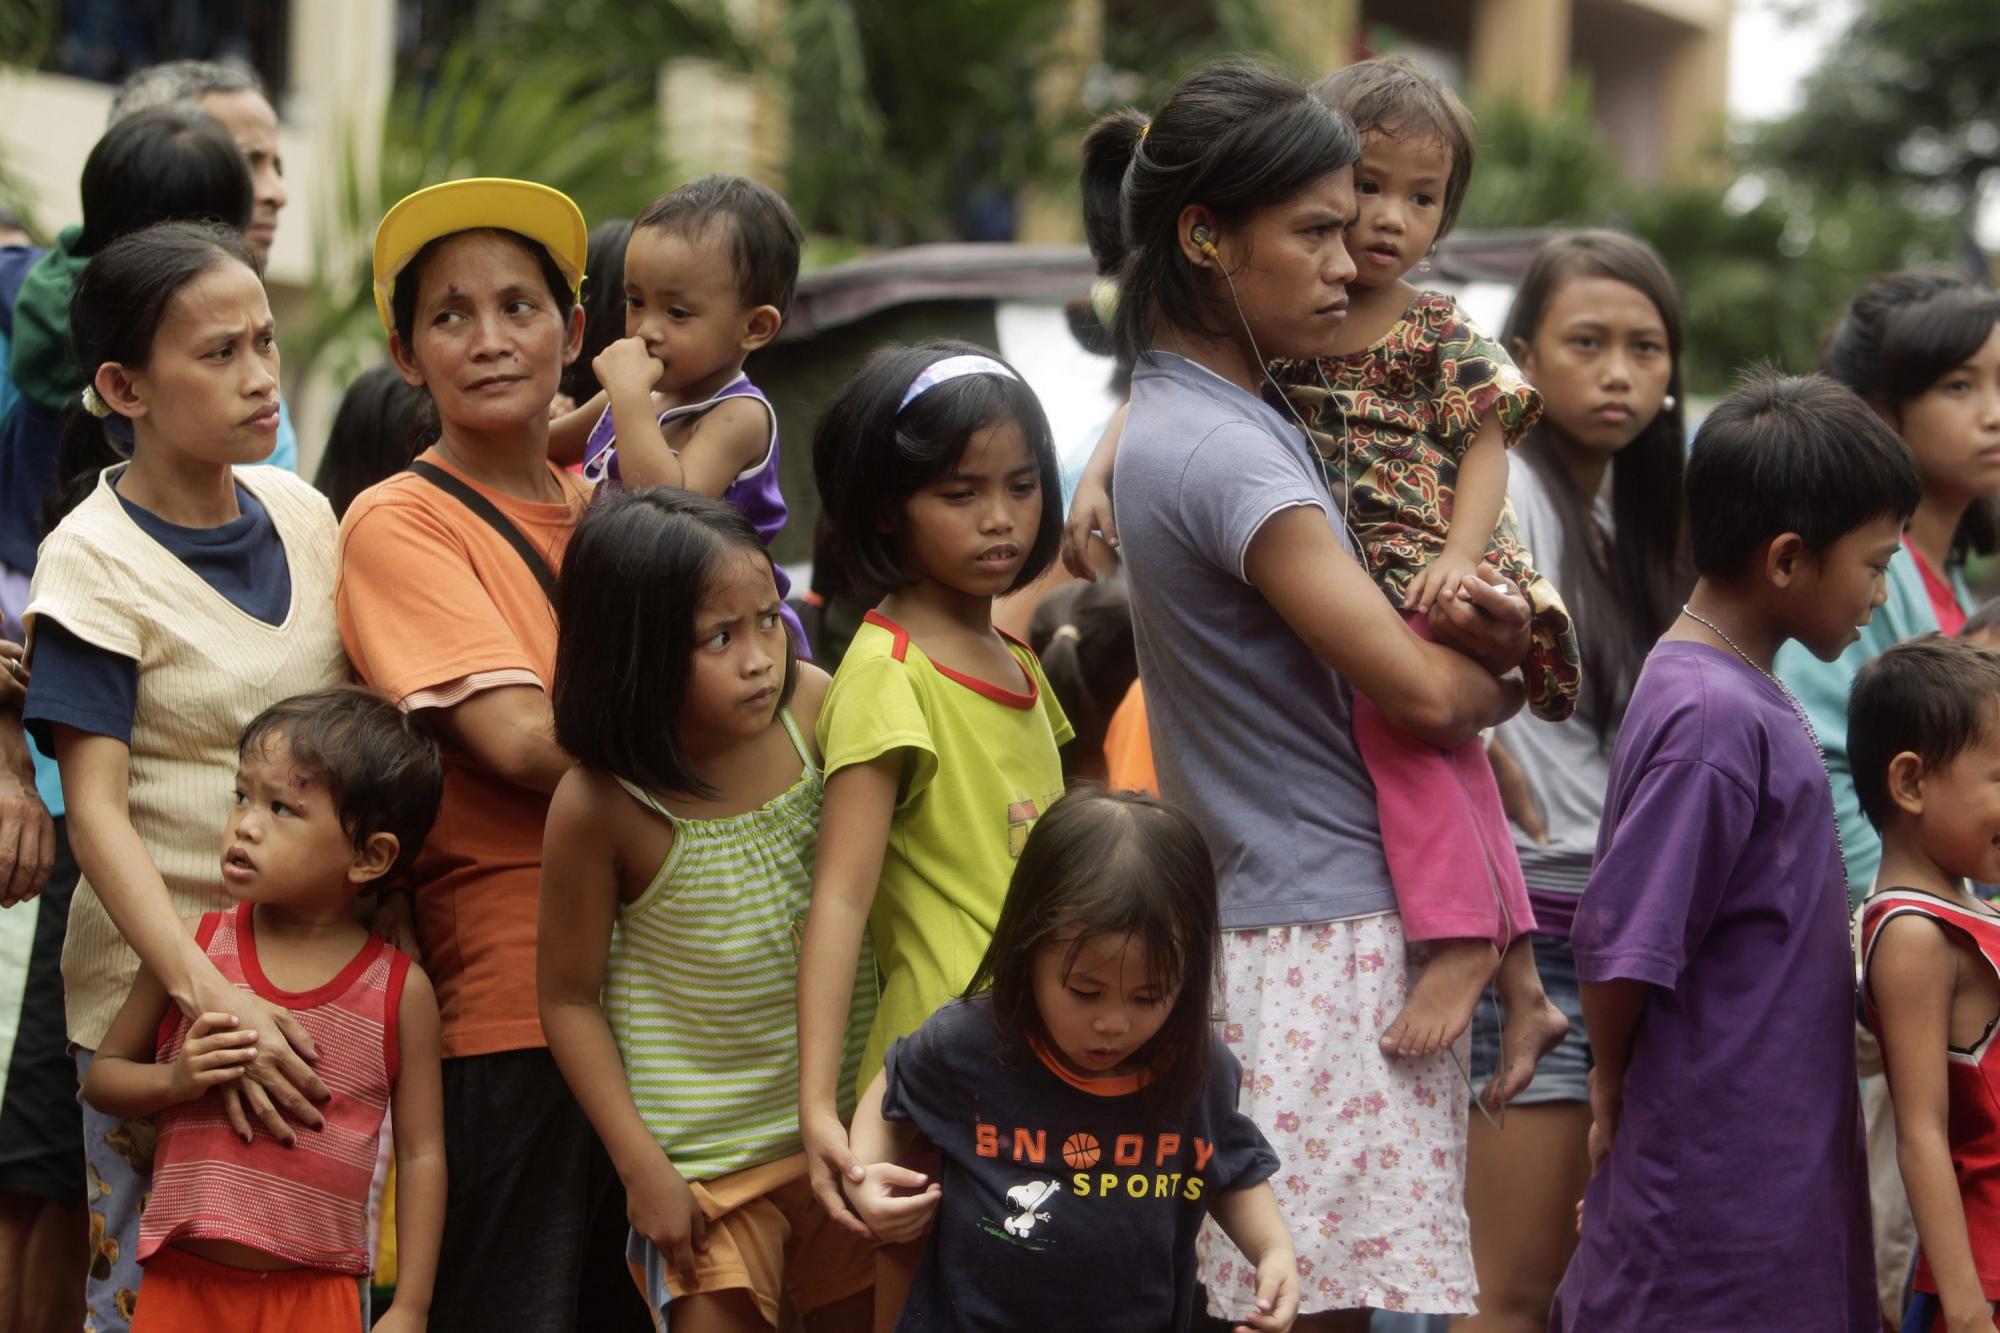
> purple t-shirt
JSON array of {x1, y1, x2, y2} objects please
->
[
  {"x1": 1552, "y1": 640, "x2": 1874, "y2": 1330},
  {"x1": 581, "y1": 373, "x2": 805, "y2": 651}
]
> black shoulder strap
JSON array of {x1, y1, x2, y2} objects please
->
[{"x1": 407, "y1": 460, "x2": 560, "y2": 605}]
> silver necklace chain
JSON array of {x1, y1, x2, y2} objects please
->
[{"x1": 1678, "y1": 606, "x2": 1849, "y2": 883}]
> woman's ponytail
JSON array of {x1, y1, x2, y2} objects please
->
[
  {"x1": 1080, "y1": 108, "x2": 1146, "y2": 279},
  {"x1": 41, "y1": 407, "x2": 125, "y2": 532}
]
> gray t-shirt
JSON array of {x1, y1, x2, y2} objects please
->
[
  {"x1": 1492, "y1": 461, "x2": 1616, "y2": 904},
  {"x1": 1115, "y1": 352, "x2": 1394, "y2": 928}
]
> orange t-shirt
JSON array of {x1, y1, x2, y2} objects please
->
[
  {"x1": 335, "y1": 450, "x2": 589, "y2": 1058},
  {"x1": 1102, "y1": 678, "x2": 1157, "y2": 796}
]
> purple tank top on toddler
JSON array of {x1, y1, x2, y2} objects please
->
[{"x1": 582, "y1": 374, "x2": 807, "y2": 655}]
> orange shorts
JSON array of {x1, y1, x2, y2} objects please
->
[
  {"x1": 130, "y1": 1247, "x2": 362, "y2": 1333},
  {"x1": 627, "y1": 1153, "x2": 873, "y2": 1328}
]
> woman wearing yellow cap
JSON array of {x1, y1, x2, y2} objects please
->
[{"x1": 337, "y1": 181, "x2": 649, "y2": 1332}]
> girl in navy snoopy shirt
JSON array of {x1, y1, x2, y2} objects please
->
[{"x1": 841, "y1": 789, "x2": 1296, "y2": 1332}]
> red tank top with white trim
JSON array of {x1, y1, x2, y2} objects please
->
[
  {"x1": 138, "y1": 902, "x2": 409, "y2": 1275},
  {"x1": 1861, "y1": 890, "x2": 2000, "y2": 1300}
]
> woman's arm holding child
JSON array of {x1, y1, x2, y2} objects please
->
[
  {"x1": 1405, "y1": 415, "x2": 1508, "y2": 614},
  {"x1": 592, "y1": 339, "x2": 769, "y2": 496},
  {"x1": 81, "y1": 954, "x2": 256, "y2": 1124},
  {"x1": 1209, "y1": 1181, "x2": 1300, "y2": 1333},
  {"x1": 1245, "y1": 507, "x2": 1524, "y2": 747},
  {"x1": 1874, "y1": 915, "x2": 2000, "y2": 1333},
  {"x1": 839, "y1": 1066, "x2": 941, "y2": 1244},
  {"x1": 798, "y1": 753, "x2": 901, "y2": 1235},
  {"x1": 546, "y1": 390, "x2": 608, "y2": 466},
  {"x1": 538, "y1": 768, "x2": 713, "y2": 1284},
  {"x1": 374, "y1": 967, "x2": 444, "y2": 1333}
]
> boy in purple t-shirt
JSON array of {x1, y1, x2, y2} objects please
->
[{"x1": 1553, "y1": 374, "x2": 1919, "y2": 1332}]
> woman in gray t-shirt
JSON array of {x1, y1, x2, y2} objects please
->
[{"x1": 1078, "y1": 63, "x2": 1538, "y2": 1327}]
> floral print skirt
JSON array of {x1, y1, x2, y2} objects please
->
[{"x1": 1196, "y1": 913, "x2": 1476, "y2": 1317}]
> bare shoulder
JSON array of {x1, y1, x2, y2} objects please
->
[
  {"x1": 789, "y1": 662, "x2": 832, "y2": 743},
  {"x1": 687, "y1": 397, "x2": 772, "y2": 467},
  {"x1": 1871, "y1": 908, "x2": 1961, "y2": 997}
]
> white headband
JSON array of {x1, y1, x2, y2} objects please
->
[{"x1": 899, "y1": 354, "x2": 1019, "y2": 411}]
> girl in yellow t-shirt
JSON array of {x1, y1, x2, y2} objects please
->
[{"x1": 798, "y1": 341, "x2": 1071, "y2": 1323}]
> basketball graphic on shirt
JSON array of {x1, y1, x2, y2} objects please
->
[{"x1": 1061, "y1": 1132, "x2": 1100, "y2": 1168}]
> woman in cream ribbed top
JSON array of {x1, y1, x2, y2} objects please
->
[{"x1": 21, "y1": 223, "x2": 345, "y2": 1127}]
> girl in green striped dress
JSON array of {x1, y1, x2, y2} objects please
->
[{"x1": 539, "y1": 489, "x2": 878, "y2": 1332}]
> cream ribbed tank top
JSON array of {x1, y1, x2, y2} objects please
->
[{"x1": 24, "y1": 465, "x2": 347, "y2": 1047}]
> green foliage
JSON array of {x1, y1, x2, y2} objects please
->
[
  {"x1": 1458, "y1": 87, "x2": 1609, "y2": 230},
  {"x1": 0, "y1": 0, "x2": 55, "y2": 241},
  {"x1": 1457, "y1": 82, "x2": 1959, "y2": 393},
  {"x1": 1756, "y1": 0, "x2": 2000, "y2": 227},
  {"x1": 782, "y1": 0, "x2": 1071, "y2": 244},
  {"x1": 285, "y1": 44, "x2": 660, "y2": 392}
]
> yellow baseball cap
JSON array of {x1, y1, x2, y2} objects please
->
[{"x1": 371, "y1": 178, "x2": 588, "y2": 333}]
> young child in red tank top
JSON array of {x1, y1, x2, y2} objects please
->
[
  {"x1": 1856, "y1": 638, "x2": 2000, "y2": 1333},
  {"x1": 82, "y1": 688, "x2": 447, "y2": 1333}
]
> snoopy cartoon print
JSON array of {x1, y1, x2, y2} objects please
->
[{"x1": 1003, "y1": 1179, "x2": 1060, "y2": 1238}]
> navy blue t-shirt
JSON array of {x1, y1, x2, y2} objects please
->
[
  {"x1": 882, "y1": 995, "x2": 1278, "y2": 1332},
  {"x1": 24, "y1": 479, "x2": 291, "y2": 749}
]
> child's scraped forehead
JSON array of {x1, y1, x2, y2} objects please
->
[{"x1": 239, "y1": 729, "x2": 332, "y2": 799}]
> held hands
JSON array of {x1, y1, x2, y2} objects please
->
[
  {"x1": 1062, "y1": 476, "x2": 1118, "y2": 582},
  {"x1": 1402, "y1": 550, "x2": 1481, "y2": 616},
  {"x1": 593, "y1": 337, "x2": 664, "y2": 397},
  {"x1": 628, "y1": 1155, "x2": 709, "y2": 1288},
  {"x1": 200, "y1": 981, "x2": 329, "y2": 1147},
  {"x1": 1233, "y1": 1248, "x2": 1300, "y2": 1333},
  {"x1": 840, "y1": 1161, "x2": 941, "y2": 1246},
  {"x1": 802, "y1": 1105, "x2": 877, "y2": 1241},
  {"x1": 1429, "y1": 563, "x2": 1531, "y2": 677},
  {"x1": 168, "y1": 1012, "x2": 258, "y2": 1110}
]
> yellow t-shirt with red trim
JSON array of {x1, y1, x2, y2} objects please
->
[{"x1": 819, "y1": 610, "x2": 1071, "y2": 1088}]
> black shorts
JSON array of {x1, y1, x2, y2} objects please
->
[
  {"x1": 430, "y1": 1046, "x2": 654, "y2": 1333},
  {"x1": 0, "y1": 818, "x2": 83, "y2": 1206}
]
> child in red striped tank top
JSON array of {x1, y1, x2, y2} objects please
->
[
  {"x1": 83, "y1": 688, "x2": 447, "y2": 1333},
  {"x1": 1856, "y1": 637, "x2": 2000, "y2": 1333}
]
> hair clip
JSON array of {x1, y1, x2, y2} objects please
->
[
  {"x1": 1136, "y1": 121, "x2": 1150, "y2": 144},
  {"x1": 1051, "y1": 624, "x2": 1081, "y2": 643},
  {"x1": 80, "y1": 384, "x2": 113, "y2": 419}
]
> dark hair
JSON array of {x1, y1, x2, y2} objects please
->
[
  {"x1": 1027, "y1": 581, "x2": 1137, "y2": 781},
  {"x1": 1821, "y1": 273, "x2": 2000, "y2": 561},
  {"x1": 1849, "y1": 635, "x2": 2000, "y2": 831},
  {"x1": 634, "y1": 174, "x2": 804, "y2": 317},
  {"x1": 389, "y1": 227, "x2": 577, "y2": 348},
  {"x1": 1685, "y1": 371, "x2": 1921, "y2": 579},
  {"x1": 552, "y1": 488, "x2": 798, "y2": 798},
  {"x1": 1310, "y1": 55, "x2": 1479, "y2": 242},
  {"x1": 965, "y1": 789, "x2": 1219, "y2": 1113},
  {"x1": 1501, "y1": 230, "x2": 1693, "y2": 734},
  {"x1": 78, "y1": 107, "x2": 253, "y2": 257},
  {"x1": 1081, "y1": 58, "x2": 1361, "y2": 364},
  {"x1": 46, "y1": 220, "x2": 258, "y2": 530},
  {"x1": 1963, "y1": 597, "x2": 2000, "y2": 642},
  {"x1": 238, "y1": 686, "x2": 445, "y2": 882},
  {"x1": 561, "y1": 218, "x2": 635, "y2": 405},
  {"x1": 811, "y1": 340, "x2": 1062, "y2": 599},
  {"x1": 314, "y1": 364, "x2": 429, "y2": 520}
]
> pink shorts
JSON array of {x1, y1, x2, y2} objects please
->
[{"x1": 1351, "y1": 609, "x2": 1534, "y2": 948}]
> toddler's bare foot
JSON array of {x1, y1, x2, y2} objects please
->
[
  {"x1": 1382, "y1": 937, "x2": 1497, "y2": 1059},
  {"x1": 1482, "y1": 991, "x2": 1569, "y2": 1108}
]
